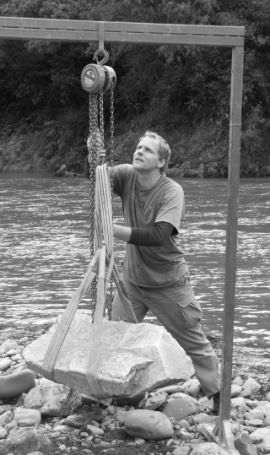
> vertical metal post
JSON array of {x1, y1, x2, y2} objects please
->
[{"x1": 219, "y1": 45, "x2": 244, "y2": 444}]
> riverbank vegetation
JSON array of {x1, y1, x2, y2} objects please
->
[{"x1": 0, "y1": 0, "x2": 269, "y2": 177}]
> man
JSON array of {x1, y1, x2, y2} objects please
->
[{"x1": 110, "y1": 131, "x2": 220, "y2": 409}]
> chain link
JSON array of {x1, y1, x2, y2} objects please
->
[
  {"x1": 99, "y1": 91, "x2": 105, "y2": 154},
  {"x1": 109, "y1": 86, "x2": 115, "y2": 164}
]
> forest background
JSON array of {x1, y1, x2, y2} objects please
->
[{"x1": 0, "y1": 0, "x2": 269, "y2": 177}]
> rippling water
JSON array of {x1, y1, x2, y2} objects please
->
[{"x1": 1, "y1": 174, "x2": 270, "y2": 353}]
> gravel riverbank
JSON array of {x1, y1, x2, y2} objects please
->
[{"x1": 0, "y1": 326, "x2": 270, "y2": 455}]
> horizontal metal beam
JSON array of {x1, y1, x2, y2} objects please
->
[{"x1": 0, "y1": 17, "x2": 245, "y2": 47}]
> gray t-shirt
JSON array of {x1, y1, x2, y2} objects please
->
[{"x1": 112, "y1": 164, "x2": 186, "y2": 287}]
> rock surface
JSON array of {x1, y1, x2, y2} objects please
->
[{"x1": 23, "y1": 312, "x2": 194, "y2": 400}]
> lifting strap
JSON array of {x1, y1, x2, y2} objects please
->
[{"x1": 42, "y1": 164, "x2": 137, "y2": 387}]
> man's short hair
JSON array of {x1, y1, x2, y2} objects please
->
[{"x1": 140, "y1": 131, "x2": 171, "y2": 173}]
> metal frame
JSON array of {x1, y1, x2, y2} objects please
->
[{"x1": 0, "y1": 16, "x2": 245, "y2": 447}]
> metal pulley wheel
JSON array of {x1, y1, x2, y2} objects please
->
[{"x1": 81, "y1": 64, "x2": 116, "y2": 94}]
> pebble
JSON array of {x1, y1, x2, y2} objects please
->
[
  {"x1": 64, "y1": 414, "x2": 86, "y2": 427},
  {"x1": 0, "y1": 358, "x2": 12, "y2": 371},
  {"x1": 264, "y1": 415, "x2": 270, "y2": 426},
  {"x1": 144, "y1": 392, "x2": 167, "y2": 410},
  {"x1": 14, "y1": 407, "x2": 42, "y2": 426},
  {"x1": 245, "y1": 418, "x2": 264, "y2": 427},
  {"x1": 86, "y1": 424, "x2": 104, "y2": 436},
  {"x1": 125, "y1": 409, "x2": 174, "y2": 440},
  {"x1": 177, "y1": 428, "x2": 194, "y2": 440},
  {"x1": 0, "y1": 339, "x2": 20, "y2": 355},
  {"x1": 5, "y1": 349, "x2": 18, "y2": 357},
  {"x1": 0, "y1": 369, "x2": 35, "y2": 399},
  {"x1": 0, "y1": 426, "x2": 7, "y2": 438},
  {"x1": 173, "y1": 446, "x2": 191, "y2": 455},
  {"x1": 231, "y1": 383, "x2": 242, "y2": 397},
  {"x1": 163, "y1": 393, "x2": 198, "y2": 420},
  {"x1": 53, "y1": 424, "x2": 75, "y2": 433}
]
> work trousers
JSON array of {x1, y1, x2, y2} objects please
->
[{"x1": 112, "y1": 272, "x2": 220, "y2": 397}]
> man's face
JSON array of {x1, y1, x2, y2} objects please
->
[{"x1": 132, "y1": 136, "x2": 165, "y2": 172}]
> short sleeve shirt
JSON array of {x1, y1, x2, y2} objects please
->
[{"x1": 112, "y1": 164, "x2": 186, "y2": 287}]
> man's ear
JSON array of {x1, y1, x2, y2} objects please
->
[{"x1": 158, "y1": 158, "x2": 166, "y2": 170}]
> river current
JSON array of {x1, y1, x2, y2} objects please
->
[{"x1": 1, "y1": 175, "x2": 270, "y2": 358}]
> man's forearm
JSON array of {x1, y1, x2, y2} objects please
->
[{"x1": 113, "y1": 224, "x2": 132, "y2": 242}]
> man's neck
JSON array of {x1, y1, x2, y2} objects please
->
[{"x1": 136, "y1": 169, "x2": 162, "y2": 189}]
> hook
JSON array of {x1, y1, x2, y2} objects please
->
[{"x1": 93, "y1": 21, "x2": 109, "y2": 65}]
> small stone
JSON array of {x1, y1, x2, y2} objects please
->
[
  {"x1": 115, "y1": 408, "x2": 129, "y2": 424},
  {"x1": 11, "y1": 354, "x2": 22, "y2": 362},
  {"x1": 265, "y1": 392, "x2": 270, "y2": 402},
  {"x1": 86, "y1": 424, "x2": 104, "y2": 436},
  {"x1": 1, "y1": 427, "x2": 51, "y2": 454},
  {"x1": 0, "y1": 426, "x2": 7, "y2": 439},
  {"x1": 0, "y1": 358, "x2": 12, "y2": 372},
  {"x1": 53, "y1": 424, "x2": 75, "y2": 433},
  {"x1": 125, "y1": 409, "x2": 174, "y2": 440},
  {"x1": 242, "y1": 378, "x2": 261, "y2": 395},
  {"x1": 241, "y1": 389, "x2": 252, "y2": 398},
  {"x1": 231, "y1": 397, "x2": 247, "y2": 409},
  {"x1": 244, "y1": 419, "x2": 264, "y2": 427},
  {"x1": 177, "y1": 419, "x2": 191, "y2": 430},
  {"x1": 153, "y1": 384, "x2": 185, "y2": 395},
  {"x1": 178, "y1": 428, "x2": 194, "y2": 440},
  {"x1": 0, "y1": 369, "x2": 36, "y2": 399},
  {"x1": 80, "y1": 431, "x2": 89, "y2": 438},
  {"x1": 173, "y1": 446, "x2": 191, "y2": 455},
  {"x1": 0, "y1": 410, "x2": 13, "y2": 427},
  {"x1": 14, "y1": 407, "x2": 42, "y2": 426},
  {"x1": 5, "y1": 350, "x2": 18, "y2": 357},
  {"x1": 249, "y1": 426, "x2": 270, "y2": 450},
  {"x1": 231, "y1": 384, "x2": 242, "y2": 398},
  {"x1": 135, "y1": 437, "x2": 146, "y2": 445},
  {"x1": 197, "y1": 423, "x2": 215, "y2": 440},
  {"x1": 232, "y1": 376, "x2": 244, "y2": 386},
  {"x1": 0, "y1": 339, "x2": 20, "y2": 355},
  {"x1": 245, "y1": 409, "x2": 264, "y2": 420},
  {"x1": 24, "y1": 383, "x2": 82, "y2": 417},
  {"x1": 182, "y1": 378, "x2": 201, "y2": 397},
  {"x1": 64, "y1": 414, "x2": 86, "y2": 427},
  {"x1": 144, "y1": 392, "x2": 167, "y2": 410},
  {"x1": 264, "y1": 415, "x2": 270, "y2": 426},
  {"x1": 234, "y1": 432, "x2": 257, "y2": 455},
  {"x1": 231, "y1": 422, "x2": 242, "y2": 434},
  {"x1": 198, "y1": 396, "x2": 213, "y2": 412},
  {"x1": 163, "y1": 393, "x2": 198, "y2": 420},
  {"x1": 190, "y1": 442, "x2": 230, "y2": 455},
  {"x1": 192, "y1": 413, "x2": 217, "y2": 425}
]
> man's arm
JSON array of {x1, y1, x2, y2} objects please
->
[{"x1": 113, "y1": 221, "x2": 174, "y2": 246}]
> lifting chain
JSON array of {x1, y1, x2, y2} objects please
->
[
  {"x1": 82, "y1": 48, "x2": 116, "y2": 320},
  {"x1": 105, "y1": 86, "x2": 115, "y2": 320}
]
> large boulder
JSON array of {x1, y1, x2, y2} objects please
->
[{"x1": 23, "y1": 311, "x2": 194, "y2": 400}]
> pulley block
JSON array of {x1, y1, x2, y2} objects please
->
[{"x1": 81, "y1": 64, "x2": 116, "y2": 94}]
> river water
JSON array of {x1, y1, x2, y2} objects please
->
[{"x1": 1, "y1": 175, "x2": 270, "y2": 363}]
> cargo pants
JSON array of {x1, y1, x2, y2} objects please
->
[{"x1": 111, "y1": 268, "x2": 220, "y2": 398}]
